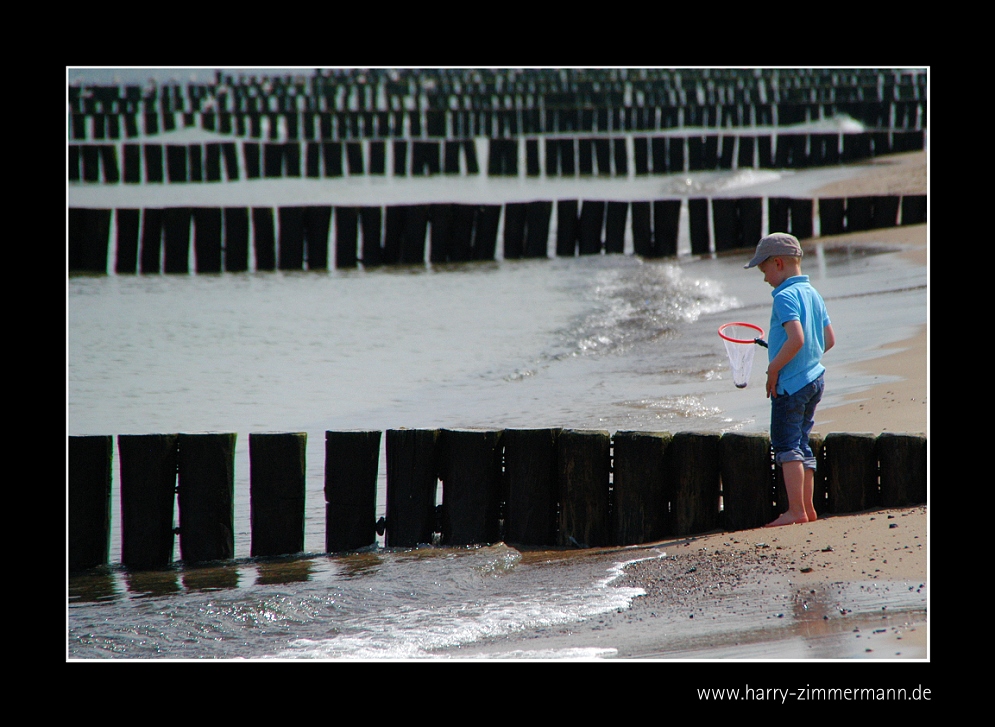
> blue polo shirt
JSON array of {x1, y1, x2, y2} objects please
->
[{"x1": 768, "y1": 275, "x2": 831, "y2": 396}]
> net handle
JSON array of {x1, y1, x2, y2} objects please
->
[{"x1": 718, "y1": 322, "x2": 765, "y2": 345}]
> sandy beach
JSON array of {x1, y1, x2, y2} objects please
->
[{"x1": 437, "y1": 151, "x2": 929, "y2": 668}]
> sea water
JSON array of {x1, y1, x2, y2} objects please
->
[{"x1": 67, "y1": 119, "x2": 927, "y2": 660}]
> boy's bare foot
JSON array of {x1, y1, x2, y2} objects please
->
[
  {"x1": 765, "y1": 511, "x2": 809, "y2": 527},
  {"x1": 805, "y1": 510, "x2": 818, "y2": 523}
]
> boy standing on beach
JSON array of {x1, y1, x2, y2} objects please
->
[{"x1": 745, "y1": 233, "x2": 836, "y2": 527}]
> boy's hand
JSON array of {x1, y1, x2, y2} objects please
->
[{"x1": 766, "y1": 368, "x2": 780, "y2": 398}]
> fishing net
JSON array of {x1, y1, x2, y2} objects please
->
[{"x1": 718, "y1": 323, "x2": 765, "y2": 389}]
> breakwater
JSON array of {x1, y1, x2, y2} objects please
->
[
  {"x1": 67, "y1": 130, "x2": 926, "y2": 183},
  {"x1": 67, "y1": 191, "x2": 927, "y2": 274},
  {"x1": 69, "y1": 429, "x2": 927, "y2": 572},
  {"x1": 68, "y1": 68, "x2": 926, "y2": 142}
]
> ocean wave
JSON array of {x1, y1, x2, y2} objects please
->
[{"x1": 559, "y1": 260, "x2": 740, "y2": 358}]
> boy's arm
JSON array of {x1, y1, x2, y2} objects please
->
[
  {"x1": 824, "y1": 323, "x2": 836, "y2": 352},
  {"x1": 766, "y1": 320, "x2": 804, "y2": 399}
]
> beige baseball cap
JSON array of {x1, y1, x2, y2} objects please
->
[{"x1": 744, "y1": 232, "x2": 803, "y2": 268}]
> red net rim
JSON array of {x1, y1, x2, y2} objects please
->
[{"x1": 718, "y1": 322, "x2": 764, "y2": 344}]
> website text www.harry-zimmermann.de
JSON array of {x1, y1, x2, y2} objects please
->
[{"x1": 697, "y1": 684, "x2": 932, "y2": 704}]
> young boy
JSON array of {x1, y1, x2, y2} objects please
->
[{"x1": 744, "y1": 233, "x2": 836, "y2": 527}]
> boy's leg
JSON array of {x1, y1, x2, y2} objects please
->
[
  {"x1": 767, "y1": 376, "x2": 823, "y2": 527},
  {"x1": 799, "y1": 375, "x2": 824, "y2": 522},
  {"x1": 803, "y1": 466, "x2": 817, "y2": 522},
  {"x1": 766, "y1": 460, "x2": 808, "y2": 527}
]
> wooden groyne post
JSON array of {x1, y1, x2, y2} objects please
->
[
  {"x1": 249, "y1": 432, "x2": 306, "y2": 557},
  {"x1": 503, "y1": 428, "x2": 560, "y2": 546},
  {"x1": 877, "y1": 432, "x2": 927, "y2": 506},
  {"x1": 557, "y1": 429, "x2": 611, "y2": 548},
  {"x1": 385, "y1": 429, "x2": 440, "y2": 547},
  {"x1": 118, "y1": 434, "x2": 179, "y2": 570},
  {"x1": 439, "y1": 429, "x2": 503, "y2": 546},
  {"x1": 823, "y1": 432, "x2": 878, "y2": 514},
  {"x1": 177, "y1": 433, "x2": 236, "y2": 564},
  {"x1": 669, "y1": 432, "x2": 721, "y2": 536},
  {"x1": 324, "y1": 430, "x2": 381, "y2": 552},
  {"x1": 719, "y1": 431, "x2": 774, "y2": 531},
  {"x1": 611, "y1": 431, "x2": 671, "y2": 545},
  {"x1": 69, "y1": 435, "x2": 112, "y2": 571}
]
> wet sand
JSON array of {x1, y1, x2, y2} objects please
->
[{"x1": 438, "y1": 151, "x2": 929, "y2": 666}]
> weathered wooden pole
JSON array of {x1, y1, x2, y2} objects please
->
[
  {"x1": 114, "y1": 209, "x2": 142, "y2": 274},
  {"x1": 612, "y1": 137, "x2": 627, "y2": 176},
  {"x1": 688, "y1": 198, "x2": 710, "y2": 256},
  {"x1": 526, "y1": 139, "x2": 540, "y2": 176},
  {"x1": 901, "y1": 194, "x2": 927, "y2": 225},
  {"x1": 876, "y1": 432, "x2": 927, "y2": 507},
  {"x1": 557, "y1": 429, "x2": 611, "y2": 548},
  {"x1": 668, "y1": 432, "x2": 721, "y2": 536},
  {"x1": 818, "y1": 198, "x2": 846, "y2": 236},
  {"x1": 224, "y1": 207, "x2": 250, "y2": 273},
  {"x1": 503, "y1": 202, "x2": 527, "y2": 259},
  {"x1": 163, "y1": 207, "x2": 192, "y2": 274},
  {"x1": 144, "y1": 144, "x2": 164, "y2": 182},
  {"x1": 719, "y1": 432, "x2": 773, "y2": 531},
  {"x1": 249, "y1": 432, "x2": 306, "y2": 557},
  {"x1": 604, "y1": 201, "x2": 628, "y2": 254},
  {"x1": 524, "y1": 200, "x2": 552, "y2": 258},
  {"x1": 845, "y1": 196, "x2": 874, "y2": 233},
  {"x1": 222, "y1": 142, "x2": 240, "y2": 180},
  {"x1": 653, "y1": 200, "x2": 681, "y2": 257},
  {"x1": 712, "y1": 198, "x2": 740, "y2": 252},
  {"x1": 360, "y1": 206, "x2": 384, "y2": 267},
  {"x1": 768, "y1": 197, "x2": 791, "y2": 234},
  {"x1": 252, "y1": 207, "x2": 276, "y2": 271},
  {"x1": 118, "y1": 434, "x2": 178, "y2": 570},
  {"x1": 68, "y1": 208, "x2": 111, "y2": 274},
  {"x1": 335, "y1": 206, "x2": 360, "y2": 268},
  {"x1": 124, "y1": 143, "x2": 141, "y2": 182},
  {"x1": 633, "y1": 137, "x2": 649, "y2": 174},
  {"x1": 177, "y1": 433, "x2": 236, "y2": 564},
  {"x1": 556, "y1": 200, "x2": 579, "y2": 257},
  {"x1": 631, "y1": 201, "x2": 652, "y2": 256},
  {"x1": 578, "y1": 200, "x2": 605, "y2": 255},
  {"x1": 611, "y1": 431, "x2": 672, "y2": 546},
  {"x1": 303, "y1": 205, "x2": 332, "y2": 269},
  {"x1": 400, "y1": 204, "x2": 430, "y2": 264},
  {"x1": 823, "y1": 432, "x2": 879, "y2": 514},
  {"x1": 473, "y1": 205, "x2": 500, "y2": 261},
  {"x1": 324, "y1": 430, "x2": 381, "y2": 552},
  {"x1": 192, "y1": 207, "x2": 223, "y2": 273},
  {"x1": 503, "y1": 428, "x2": 560, "y2": 546},
  {"x1": 278, "y1": 206, "x2": 306, "y2": 269},
  {"x1": 439, "y1": 429, "x2": 503, "y2": 545},
  {"x1": 385, "y1": 429, "x2": 440, "y2": 547},
  {"x1": 69, "y1": 435, "x2": 113, "y2": 571},
  {"x1": 206, "y1": 142, "x2": 222, "y2": 181}
]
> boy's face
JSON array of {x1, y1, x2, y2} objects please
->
[{"x1": 757, "y1": 257, "x2": 786, "y2": 288}]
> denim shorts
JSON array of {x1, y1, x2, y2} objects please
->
[{"x1": 770, "y1": 374, "x2": 824, "y2": 469}]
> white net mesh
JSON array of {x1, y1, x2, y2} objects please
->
[{"x1": 720, "y1": 324, "x2": 761, "y2": 388}]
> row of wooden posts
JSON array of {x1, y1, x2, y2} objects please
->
[
  {"x1": 68, "y1": 192, "x2": 929, "y2": 275},
  {"x1": 68, "y1": 129, "x2": 926, "y2": 184},
  {"x1": 69, "y1": 68, "x2": 925, "y2": 114},
  {"x1": 66, "y1": 98, "x2": 926, "y2": 140},
  {"x1": 68, "y1": 429, "x2": 927, "y2": 573}
]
